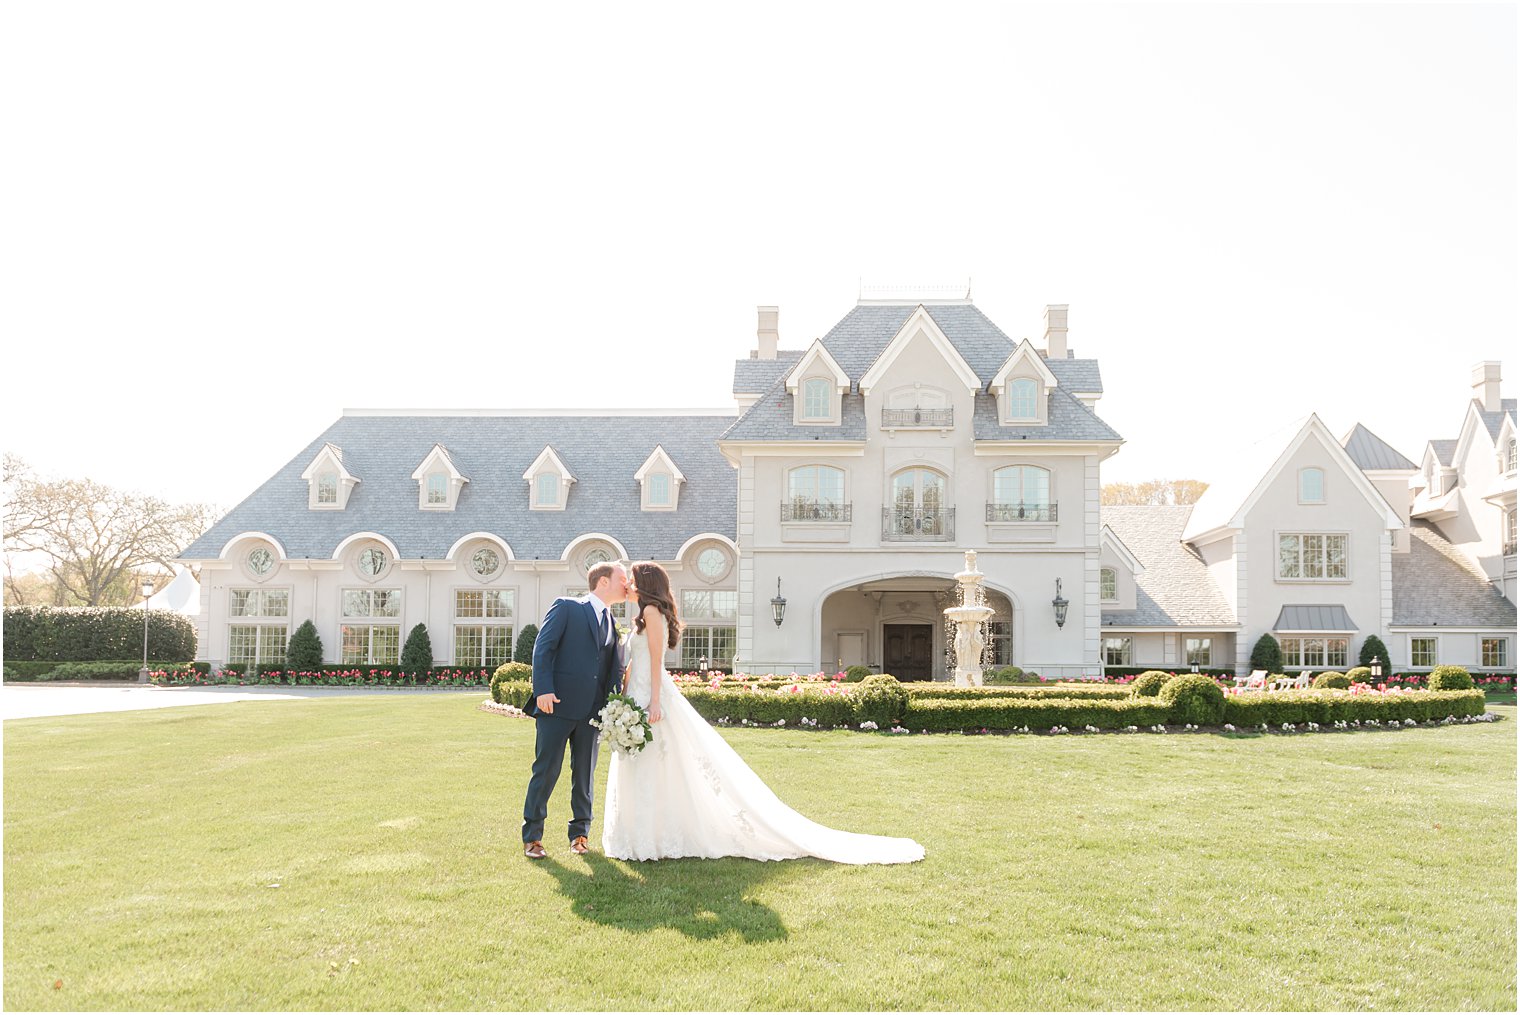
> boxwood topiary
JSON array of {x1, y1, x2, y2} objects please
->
[
  {"x1": 1249, "y1": 633, "x2": 1284, "y2": 675},
  {"x1": 1426, "y1": 664, "x2": 1473, "y2": 691},
  {"x1": 852, "y1": 674, "x2": 909, "y2": 727},
  {"x1": 1159, "y1": 673, "x2": 1226, "y2": 725},
  {"x1": 1345, "y1": 666, "x2": 1372, "y2": 685},
  {"x1": 491, "y1": 661, "x2": 533, "y2": 704},
  {"x1": 1359, "y1": 634, "x2": 1390, "y2": 669},
  {"x1": 1313, "y1": 671, "x2": 1351, "y2": 689},
  {"x1": 1130, "y1": 670, "x2": 1171, "y2": 697},
  {"x1": 514, "y1": 624, "x2": 538, "y2": 665},
  {"x1": 844, "y1": 664, "x2": 873, "y2": 682}
]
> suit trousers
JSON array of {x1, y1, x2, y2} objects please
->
[{"x1": 521, "y1": 713, "x2": 601, "y2": 843}]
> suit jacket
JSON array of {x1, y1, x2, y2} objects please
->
[{"x1": 525, "y1": 595, "x2": 626, "y2": 722}]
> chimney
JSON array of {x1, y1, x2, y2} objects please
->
[
  {"x1": 1043, "y1": 304, "x2": 1068, "y2": 359},
  {"x1": 1472, "y1": 361, "x2": 1501, "y2": 412},
  {"x1": 756, "y1": 306, "x2": 779, "y2": 361}
]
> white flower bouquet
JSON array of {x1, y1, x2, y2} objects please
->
[{"x1": 590, "y1": 693, "x2": 653, "y2": 756}]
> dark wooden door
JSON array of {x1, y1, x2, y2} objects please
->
[{"x1": 883, "y1": 623, "x2": 934, "y2": 681}]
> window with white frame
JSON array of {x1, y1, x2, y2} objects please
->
[
  {"x1": 1506, "y1": 438, "x2": 1516, "y2": 474},
  {"x1": 986, "y1": 620, "x2": 1011, "y2": 667},
  {"x1": 1482, "y1": 638, "x2": 1508, "y2": 668},
  {"x1": 317, "y1": 472, "x2": 338, "y2": 505},
  {"x1": 1299, "y1": 467, "x2": 1325, "y2": 504},
  {"x1": 1103, "y1": 637, "x2": 1132, "y2": 666},
  {"x1": 646, "y1": 472, "x2": 671, "y2": 507},
  {"x1": 228, "y1": 588, "x2": 290, "y2": 667},
  {"x1": 1008, "y1": 378, "x2": 1038, "y2": 419},
  {"x1": 426, "y1": 473, "x2": 448, "y2": 505},
  {"x1": 1277, "y1": 533, "x2": 1348, "y2": 580},
  {"x1": 991, "y1": 466, "x2": 1052, "y2": 521},
  {"x1": 454, "y1": 589, "x2": 514, "y2": 669},
  {"x1": 786, "y1": 465, "x2": 846, "y2": 521},
  {"x1": 680, "y1": 589, "x2": 737, "y2": 670},
  {"x1": 1506, "y1": 510, "x2": 1516, "y2": 554},
  {"x1": 802, "y1": 378, "x2": 831, "y2": 420},
  {"x1": 1410, "y1": 637, "x2": 1437, "y2": 668},
  {"x1": 1100, "y1": 568, "x2": 1117, "y2": 602},
  {"x1": 341, "y1": 588, "x2": 402, "y2": 665},
  {"x1": 1280, "y1": 636, "x2": 1348, "y2": 669},
  {"x1": 534, "y1": 473, "x2": 559, "y2": 508},
  {"x1": 564, "y1": 586, "x2": 626, "y2": 621},
  {"x1": 1186, "y1": 638, "x2": 1212, "y2": 667}
]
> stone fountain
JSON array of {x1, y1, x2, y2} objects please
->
[{"x1": 945, "y1": 549, "x2": 994, "y2": 686}]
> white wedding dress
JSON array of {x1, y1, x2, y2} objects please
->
[{"x1": 602, "y1": 633, "x2": 925, "y2": 864}]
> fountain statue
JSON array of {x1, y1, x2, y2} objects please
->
[{"x1": 944, "y1": 549, "x2": 994, "y2": 686}]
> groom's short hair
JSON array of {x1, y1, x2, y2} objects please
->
[{"x1": 587, "y1": 561, "x2": 619, "y2": 592}]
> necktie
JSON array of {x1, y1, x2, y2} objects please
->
[{"x1": 599, "y1": 608, "x2": 611, "y2": 647}]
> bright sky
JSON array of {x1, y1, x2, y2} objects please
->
[{"x1": 3, "y1": 2, "x2": 1515, "y2": 515}]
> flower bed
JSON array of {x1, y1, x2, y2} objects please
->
[{"x1": 151, "y1": 667, "x2": 490, "y2": 687}]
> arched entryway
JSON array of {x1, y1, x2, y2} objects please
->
[{"x1": 818, "y1": 576, "x2": 1015, "y2": 681}]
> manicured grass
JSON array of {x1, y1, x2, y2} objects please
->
[{"x1": 4, "y1": 696, "x2": 1515, "y2": 1011}]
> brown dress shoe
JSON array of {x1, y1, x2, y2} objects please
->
[
  {"x1": 524, "y1": 840, "x2": 547, "y2": 859},
  {"x1": 569, "y1": 835, "x2": 590, "y2": 854}
]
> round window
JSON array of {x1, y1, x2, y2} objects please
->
[
  {"x1": 358, "y1": 547, "x2": 388, "y2": 577},
  {"x1": 247, "y1": 547, "x2": 274, "y2": 576},
  {"x1": 583, "y1": 547, "x2": 613, "y2": 571},
  {"x1": 471, "y1": 546, "x2": 501, "y2": 577},
  {"x1": 697, "y1": 547, "x2": 727, "y2": 578}
]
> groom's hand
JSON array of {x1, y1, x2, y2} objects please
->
[{"x1": 536, "y1": 693, "x2": 560, "y2": 714}]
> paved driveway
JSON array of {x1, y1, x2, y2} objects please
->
[{"x1": 1, "y1": 683, "x2": 474, "y2": 720}]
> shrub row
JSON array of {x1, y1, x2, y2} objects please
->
[
  {"x1": 904, "y1": 684, "x2": 1132, "y2": 701},
  {"x1": 1222, "y1": 689, "x2": 1486, "y2": 726},
  {"x1": 4, "y1": 660, "x2": 196, "y2": 681},
  {"x1": 905, "y1": 696, "x2": 1173, "y2": 732},
  {"x1": 152, "y1": 667, "x2": 490, "y2": 687},
  {"x1": 3, "y1": 606, "x2": 197, "y2": 661}
]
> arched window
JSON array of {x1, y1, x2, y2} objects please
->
[
  {"x1": 1507, "y1": 438, "x2": 1517, "y2": 474},
  {"x1": 802, "y1": 378, "x2": 831, "y2": 419},
  {"x1": 1008, "y1": 378, "x2": 1038, "y2": 419},
  {"x1": 1299, "y1": 467, "x2": 1324, "y2": 504},
  {"x1": 888, "y1": 467, "x2": 948, "y2": 538},
  {"x1": 786, "y1": 465, "x2": 846, "y2": 521},
  {"x1": 1100, "y1": 567, "x2": 1117, "y2": 601},
  {"x1": 991, "y1": 466, "x2": 1052, "y2": 521}
]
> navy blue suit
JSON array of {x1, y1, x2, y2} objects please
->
[{"x1": 521, "y1": 595, "x2": 625, "y2": 844}]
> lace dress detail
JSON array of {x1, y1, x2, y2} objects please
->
[{"x1": 602, "y1": 635, "x2": 925, "y2": 864}]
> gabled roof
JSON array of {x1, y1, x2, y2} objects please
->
[
  {"x1": 298, "y1": 443, "x2": 358, "y2": 482},
  {"x1": 969, "y1": 389, "x2": 1123, "y2": 442},
  {"x1": 634, "y1": 445, "x2": 685, "y2": 484},
  {"x1": 784, "y1": 340, "x2": 850, "y2": 393},
  {"x1": 989, "y1": 339, "x2": 1059, "y2": 391},
  {"x1": 1100, "y1": 525, "x2": 1144, "y2": 574},
  {"x1": 720, "y1": 372, "x2": 870, "y2": 442},
  {"x1": 1427, "y1": 439, "x2": 1459, "y2": 467},
  {"x1": 1099, "y1": 505, "x2": 1236, "y2": 627},
  {"x1": 858, "y1": 306, "x2": 982, "y2": 396},
  {"x1": 1393, "y1": 522, "x2": 1518, "y2": 628},
  {"x1": 181, "y1": 413, "x2": 738, "y2": 562},
  {"x1": 1182, "y1": 415, "x2": 1402, "y2": 543},
  {"x1": 1340, "y1": 423, "x2": 1416, "y2": 472},
  {"x1": 523, "y1": 445, "x2": 575, "y2": 483},
  {"x1": 410, "y1": 443, "x2": 468, "y2": 482},
  {"x1": 1478, "y1": 398, "x2": 1517, "y2": 443}
]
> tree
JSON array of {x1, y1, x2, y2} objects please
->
[
  {"x1": 286, "y1": 621, "x2": 324, "y2": 669},
  {"x1": 1101, "y1": 478, "x2": 1209, "y2": 506},
  {"x1": 515, "y1": 623, "x2": 539, "y2": 665},
  {"x1": 1250, "y1": 633, "x2": 1284, "y2": 674},
  {"x1": 1359, "y1": 634, "x2": 1390, "y2": 669},
  {"x1": 401, "y1": 623, "x2": 433, "y2": 673},
  {"x1": 3, "y1": 457, "x2": 219, "y2": 607}
]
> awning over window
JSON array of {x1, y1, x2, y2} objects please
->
[{"x1": 1273, "y1": 604, "x2": 1357, "y2": 631}]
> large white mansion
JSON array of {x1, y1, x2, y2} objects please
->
[{"x1": 181, "y1": 297, "x2": 1516, "y2": 678}]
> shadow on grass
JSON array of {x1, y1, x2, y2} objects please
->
[{"x1": 533, "y1": 852, "x2": 793, "y2": 942}]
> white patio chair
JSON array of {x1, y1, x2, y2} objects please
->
[{"x1": 1235, "y1": 670, "x2": 1267, "y2": 692}]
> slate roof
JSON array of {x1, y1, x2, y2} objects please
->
[
  {"x1": 1099, "y1": 505, "x2": 1237, "y2": 627},
  {"x1": 180, "y1": 413, "x2": 738, "y2": 562},
  {"x1": 1428, "y1": 439, "x2": 1458, "y2": 466},
  {"x1": 1477, "y1": 398, "x2": 1517, "y2": 442},
  {"x1": 1273, "y1": 604, "x2": 1358, "y2": 631},
  {"x1": 1393, "y1": 522, "x2": 1518, "y2": 628},
  {"x1": 1341, "y1": 423, "x2": 1416, "y2": 472},
  {"x1": 732, "y1": 351, "x2": 803, "y2": 395},
  {"x1": 722, "y1": 302, "x2": 1117, "y2": 443}
]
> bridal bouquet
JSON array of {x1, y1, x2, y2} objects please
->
[{"x1": 590, "y1": 693, "x2": 653, "y2": 756}]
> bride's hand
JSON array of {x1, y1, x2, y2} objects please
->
[{"x1": 648, "y1": 702, "x2": 663, "y2": 724}]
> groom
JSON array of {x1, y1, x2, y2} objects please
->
[{"x1": 521, "y1": 560, "x2": 629, "y2": 858}]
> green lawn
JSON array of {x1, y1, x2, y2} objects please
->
[{"x1": 4, "y1": 696, "x2": 1515, "y2": 1011}]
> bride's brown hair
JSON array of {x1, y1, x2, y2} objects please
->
[{"x1": 630, "y1": 560, "x2": 682, "y2": 649}]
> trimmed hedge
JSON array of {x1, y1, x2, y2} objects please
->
[
  {"x1": 493, "y1": 680, "x2": 532, "y2": 708},
  {"x1": 1131, "y1": 671, "x2": 1171, "y2": 697},
  {"x1": 491, "y1": 662, "x2": 533, "y2": 704},
  {"x1": 681, "y1": 685, "x2": 857, "y2": 728},
  {"x1": 906, "y1": 696, "x2": 1174, "y2": 732},
  {"x1": 4, "y1": 605, "x2": 196, "y2": 661},
  {"x1": 1222, "y1": 689, "x2": 1485, "y2": 726},
  {"x1": 1427, "y1": 665, "x2": 1474, "y2": 692},
  {"x1": 1313, "y1": 672, "x2": 1352, "y2": 690},
  {"x1": 1099, "y1": 666, "x2": 1234, "y2": 680},
  {"x1": 4, "y1": 660, "x2": 195, "y2": 681},
  {"x1": 152, "y1": 666, "x2": 489, "y2": 687},
  {"x1": 1250, "y1": 633, "x2": 1284, "y2": 674},
  {"x1": 1159, "y1": 673, "x2": 1226, "y2": 725},
  {"x1": 906, "y1": 685, "x2": 1131, "y2": 701},
  {"x1": 853, "y1": 674, "x2": 911, "y2": 726}
]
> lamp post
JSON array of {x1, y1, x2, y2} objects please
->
[
  {"x1": 1370, "y1": 656, "x2": 1382, "y2": 680},
  {"x1": 1052, "y1": 579, "x2": 1068, "y2": 630},
  {"x1": 698, "y1": 655, "x2": 708, "y2": 675},
  {"x1": 138, "y1": 578, "x2": 155, "y2": 684},
  {"x1": 770, "y1": 578, "x2": 787, "y2": 627}
]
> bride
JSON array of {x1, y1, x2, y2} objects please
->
[{"x1": 602, "y1": 561, "x2": 925, "y2": 864}]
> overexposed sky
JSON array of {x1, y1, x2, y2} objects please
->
[{"x1": 2, "y1": 2, "x2": 1515, "y2": 514}]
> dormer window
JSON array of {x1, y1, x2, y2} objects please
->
[
  {"x1": 412, "y1": 444, "x2": 468, "y2": 511},
  {"x1": 802, "y1": 378, "x2": 830, "y2": 420},
  {"x1": 635, "y1": 446, "x2": 685, "y2": 511},
  {"x1": 300, "y1": 443, "x2": 359, "y2": 510},
  {"x1": 524, "y1": 446, "x2": 575, "y2": 512},
  {"x1": 1507, "y1": 438, "x2": 1516, "y2": 474},
  {"x1": 1299, "y1": 467, "x2": 1325, "y2": 504},
  {"x1": 1100, "y1": 567, "x2": 1117, "y2": 602},
  {"x1": 1009, "y1": 379, "x2": 1038, "y2": 419}
]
